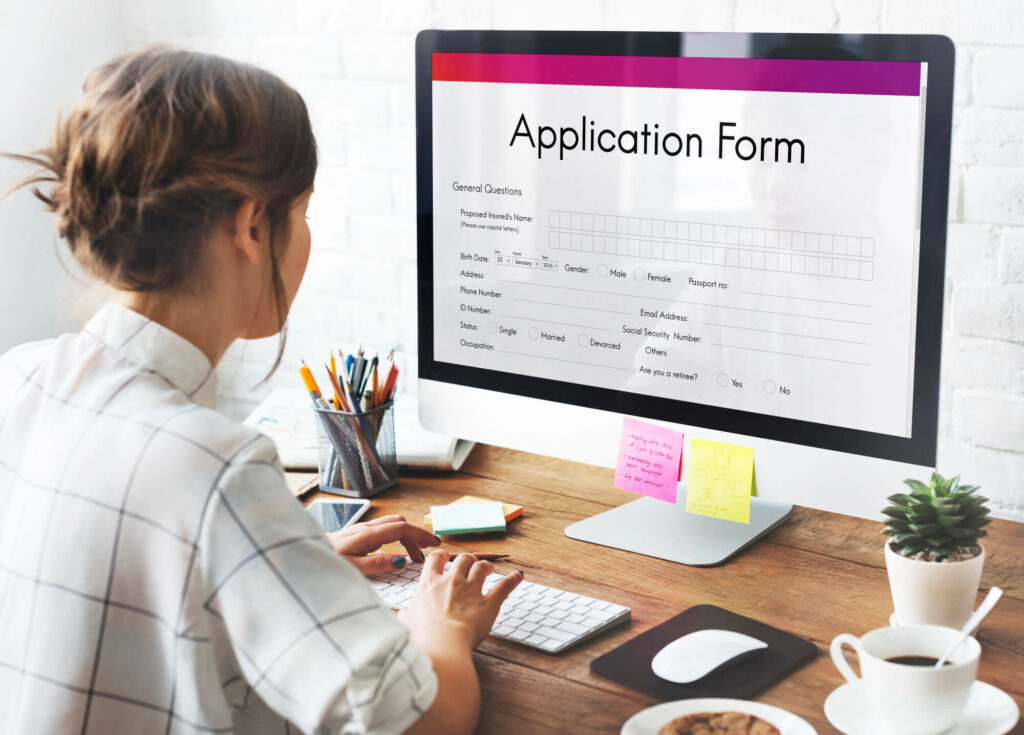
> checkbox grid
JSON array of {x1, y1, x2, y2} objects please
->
[{"x1": 547, "y1": 210, "x2": 875, "y2": 281}]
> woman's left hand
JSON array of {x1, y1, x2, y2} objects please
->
[{"x1": 326, "y1": 514, "x2": 441, "y2": 576}]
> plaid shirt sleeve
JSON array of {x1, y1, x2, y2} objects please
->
[{"x1": 196, "y1": 436, "x2": 438, "y2": 735}]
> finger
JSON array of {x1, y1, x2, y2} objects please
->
[
  {"x1": 466, "y1": 560, "x2": 493, "y2": 589},
  {"x1": 398, "y1": 525, "x2": 444, "y2": 563},
  {"x1": 353, "y1": 521, "x2": 436, "y2": 553},
  {"x1": 400, "y1": 537, "x2": 426, "y2": 564},
  {"x1": 362, "y1": 514, "x2": 406, "y2": 527},
  {"x1": 422, "y1": 549, "x2": 449, "y2": 579},
  {"x1": 450, "y1": 552, "x2": 476, "y2": 578},
  {"x1": 485, "y1": 570, "x2": 524, "y2": 611},
  {"x1": 346, "y1": 553, "x2": 408, "y2": 577}
]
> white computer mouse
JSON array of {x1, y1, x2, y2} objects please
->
[{"x1": 651, "y1": 629, "x2": 768, "y2": 684}]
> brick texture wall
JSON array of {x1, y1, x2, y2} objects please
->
[{"x1": 111, "y1": 0, "x2": 1024, "y2": 520}]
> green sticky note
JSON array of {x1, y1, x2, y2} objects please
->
[
  {"x1": 430, "y1": 501, "x2": 507, "y2": 536},
  {"x1": 685, "y1": 438, "x2": 754, "y2": 524}
]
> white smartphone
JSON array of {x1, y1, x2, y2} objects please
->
[{"x1": 306, "y1": 497, "x2": 372, "y2": 533}]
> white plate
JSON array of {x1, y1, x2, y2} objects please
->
[
  {"x1": 823, "y1": 680, "x2": 1019, "y2": 735},
  {"x1": 621, "y1": 698, "x2": 817, "y2": 735}
]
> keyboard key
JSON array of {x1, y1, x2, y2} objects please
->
[
  {"x1": 519, "y1": 622, "x2": 540, "y2": 633},
  {"x1": 556, "y1": 621, "x2": 588, "y2": 636},
  {"x1": 493, "y1": 626, "x2": 514, "y2": 636},
  {"x1": 535, "y1": 626, "x2": 574, "y2": 642},
  {"x1": 525, "y1": 634, "x2": 548, "y2": 646},
  {"x1": 509, "y1": 629, "x2": 531, "y2": 641},
  {"x1": 566, "y1": 614, "x2": 586, "y2": 624},
  {"x1": 540, "y1": 639, "x2": 563, "y2": 651}
]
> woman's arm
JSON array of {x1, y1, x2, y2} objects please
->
[
  {"x1": 398, "y1": 552, "x2": 523, "y2": 735},
  {"x1": 402, "y1": 621, "x2": 479, "y2": 735}
]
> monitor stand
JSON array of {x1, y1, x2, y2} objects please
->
[{"x1": 564, "y1": 495, "x2": 793, "y2": 567}]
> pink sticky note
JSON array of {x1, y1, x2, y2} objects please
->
[{"x1": 613, "y1": 417, "x2": 685, "y2": 503}]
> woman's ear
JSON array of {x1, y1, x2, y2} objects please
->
[{"x1": 230, "y1": 198, "x2": 269, "y2": 266}]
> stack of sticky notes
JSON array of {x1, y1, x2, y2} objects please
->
[{"x1": 426, "y1": 495, "x2": 523, "y2": 536}]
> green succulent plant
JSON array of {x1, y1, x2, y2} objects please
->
[{"x1": 882, "y1": 472, "x2": 990, "y2": 560}]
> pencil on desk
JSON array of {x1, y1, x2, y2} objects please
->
[
  {"x1": 298, "y1": 361, "x2": 327, "y2": 408},
  {"x1": 385, "y1": 366, "x2": 399, "y2": 401},
  {"x1": 449, "y1": 553, "x2": 509, "y2": 561},
  {"x1": 324, "y1": 363, "x2": 350, "y2": 412},
  {"x1": 376, "y1": 361, "x2": 393, "y2": 405}
]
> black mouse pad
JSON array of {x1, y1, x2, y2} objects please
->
[{"x1": 590, "y1": 604, "x2": 817, "y2": 701}]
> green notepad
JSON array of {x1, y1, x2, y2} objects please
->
[{"x1": 430, "y1": 501, "x2": 507, "y2": 536}]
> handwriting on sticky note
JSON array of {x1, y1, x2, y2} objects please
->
[
  {"x1": 686, "y1": 438, "x2": 754, "y2": 524},
  {"x1": 614, "y1": 418, "x2": 684, "y2": 503}
]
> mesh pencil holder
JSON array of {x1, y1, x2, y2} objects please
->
[{"x1": 313, "y1": 401, "x2": 398, "y2": 498}]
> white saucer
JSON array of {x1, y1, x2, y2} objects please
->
[
  {"x1": 622, "y1": 698, "x2": 816, "y2": 735},
  {"x1": 824, "y1": 680, "x2": 1019, "y2": 735}
]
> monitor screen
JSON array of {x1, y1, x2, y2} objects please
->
[{"x1": 417, "y1": 33, "x2": 952, "y2": 467}]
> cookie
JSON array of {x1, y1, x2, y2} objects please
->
[{"x1": 656, "y1": 710, "x2": 781, "y2": 735}]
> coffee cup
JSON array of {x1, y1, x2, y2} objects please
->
[{"x1": 830, "y1": 625, "x2": 980, "y2": 735}]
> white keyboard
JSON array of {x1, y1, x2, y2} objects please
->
[{"x1": 370, "y1": 561, "x2": 631, "y2": 654}]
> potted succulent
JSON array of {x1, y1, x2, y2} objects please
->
[{"x1": 882, "y1": 472, "x2": 990, "y2": 628}]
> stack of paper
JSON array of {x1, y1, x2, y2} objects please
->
[{"x1": 429, "y1": 501, "x2": 507, "y2": 536}]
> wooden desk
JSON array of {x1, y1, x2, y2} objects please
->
[{"x1": 294, "y1": 444, "x2": 1024, "y2": 734}]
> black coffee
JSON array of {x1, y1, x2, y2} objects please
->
[{"x1": 884, "y1": 655, "x2": 949, "y2": 667}]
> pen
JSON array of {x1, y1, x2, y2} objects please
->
[
  {"x1": 352, "y1": 355, "x2": 367, "y2": 395},
  {"x1": 359, "y1": 356, "x2": 378, "y2": 397},
  {"x1": 344, "y1": 378, "x2": 361, "y2": 413}
]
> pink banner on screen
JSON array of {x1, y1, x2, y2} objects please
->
[{"x1": 433, "y1": 53, "x2": 921, "y2": 97}]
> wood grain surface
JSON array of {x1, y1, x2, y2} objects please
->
[{"x1": 295, "y1": 444, "x2": 1024, "y2": 734}]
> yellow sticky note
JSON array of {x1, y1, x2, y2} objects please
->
[{"x1": 685, "y1": 438, "x2": 754, "y2": 524}]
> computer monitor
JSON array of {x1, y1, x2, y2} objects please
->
[{"x1": 415, "y1": 31, "x2": 954, "y2": 565}]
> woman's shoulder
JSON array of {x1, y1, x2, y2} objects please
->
[{"x1": 170, "y1": 404, "x2": 282, "y2": 470}]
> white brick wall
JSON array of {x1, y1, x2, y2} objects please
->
[{"x1": 15, "y1": 0, "x2": 1024, "y2": 519}]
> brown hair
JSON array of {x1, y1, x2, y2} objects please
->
[{"x1": 7, "y1": 46, "x2": 317, "y2": 369}]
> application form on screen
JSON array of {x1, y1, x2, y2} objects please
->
[{"x1": 432, "y1": 53, "x2": 926, "y2": 438}]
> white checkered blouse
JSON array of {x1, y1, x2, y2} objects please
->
[{"x1": 0, "y1": 303, "x2": 437, "y2": 735}]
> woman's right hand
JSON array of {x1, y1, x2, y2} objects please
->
[{"x1": 397, "y1": 549, "x2": 523, "y2": 649}]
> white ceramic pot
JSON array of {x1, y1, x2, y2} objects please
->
[{"x1": 884, "y1": 542, "x2": 985, "y2": 629}]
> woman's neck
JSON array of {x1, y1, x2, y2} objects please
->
[{"x1": 117, "y1": 289, "x2": 239, "y2": 367}]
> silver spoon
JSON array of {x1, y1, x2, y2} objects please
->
[{"x1": 935, "y1": 587, "x2": 1003, "y2": 668}]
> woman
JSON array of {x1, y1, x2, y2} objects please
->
[{"x1": 0, "y1": 47, "x2": 520, "y2": 735}]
